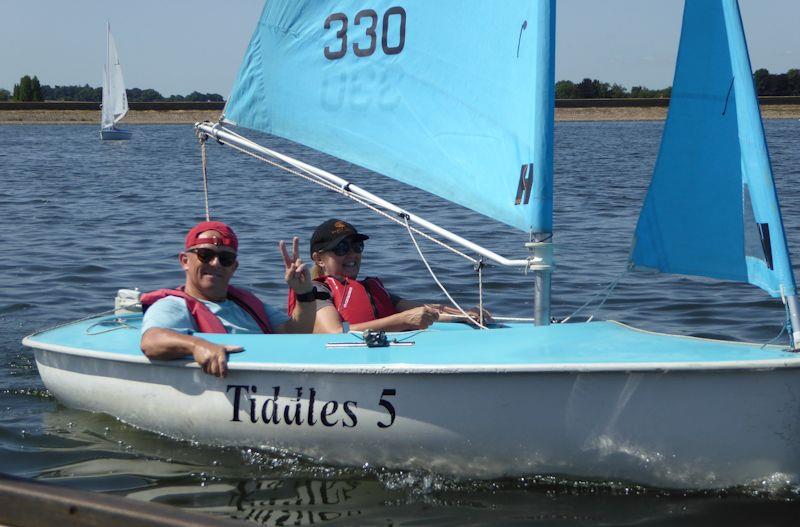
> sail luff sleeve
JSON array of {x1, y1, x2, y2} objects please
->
[{"x1": 723, "y1": 0, "x2": 797, "y2": 296}]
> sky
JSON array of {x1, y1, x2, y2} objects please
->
[{"x1": 1, "y1": 1, "x2": 798, "y2": 97}]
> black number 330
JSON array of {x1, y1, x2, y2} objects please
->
[{"x1": 324, "y1": 7, "x2": 406, "y2": 60}]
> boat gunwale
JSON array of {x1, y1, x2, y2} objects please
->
[{"x1": 23, "y1": 331, "x2": 800, "y2": 375}]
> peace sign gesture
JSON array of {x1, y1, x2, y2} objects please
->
[{"x1": 279, "y1": 237, "x2": 313, "y2": 294}]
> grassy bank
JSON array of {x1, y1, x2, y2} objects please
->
[{"x1": 1, "y1": 105, "x2": 799, "y2": 124}]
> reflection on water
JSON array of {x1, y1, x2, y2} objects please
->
[
  {"x1": 11, "y1": 400, "x2": 797, "y2": 526},
  {"x1": 3, "y1": 122, "x2": 800, "y2": 524}
]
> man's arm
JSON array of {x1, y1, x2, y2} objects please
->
[
  {"x1": 139, "y1": 297, "x2": 241, "y2": 377},
  {"x1": 141, "y1": 328, "x2": 242, "y2": 378}
]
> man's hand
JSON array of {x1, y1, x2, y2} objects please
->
[
  {"x1": 141, "y1": 328, "x2": 243, "y2": 378},
  {"x1": 279, "y1": 237, "x2": 312, "y2": 294},
  {"x1": 191, "y1": 340, "x2": 243, "y2": 378}
]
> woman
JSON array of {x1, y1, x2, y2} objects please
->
[{"x1": 288, "y1": 218, "x2": 490, "y2": 333}]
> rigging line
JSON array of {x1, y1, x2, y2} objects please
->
[
  {"x1": 478, "y1": 260, "x2": 484, "y2": 326},
  {"x1": 561, "y1": 269, "x2": 627, "y2": 323},
  {"x1": 199, "y1": 134, "x2": 211, "y2": 221},
  {"x1": 585, "y1": 270, "x2": 625, "y2": 323},
  {"x1": 761, "y1": 300, "x2": 791, "y2": 349},
  {"x1": 31, "y1": 307, "x2": 127, "y2": 336},
  {"x1": 402, "y1": 215, "x2": 488, "y2": 330},
  {"x1": 216, "y1": 136, "x2": 479, "y2": 265}
]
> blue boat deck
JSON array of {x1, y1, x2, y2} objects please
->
[{"x1": 22, "y1": 314, "x2": 800, "y2": 372}]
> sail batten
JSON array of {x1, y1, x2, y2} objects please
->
[
  {"x1": 630, "y1": 0, "x2": 796, "y2": 298},
  {"x1": 224, "y1": 0, "x2": 555, "y2": 233}
]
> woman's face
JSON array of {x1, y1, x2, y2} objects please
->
[{"x1": 314, "y1": 237, "x2": 364, "y2": 280}]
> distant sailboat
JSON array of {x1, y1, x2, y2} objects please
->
[{"x1": 100, "y1": 22, "x2": 131, "y2": 140}]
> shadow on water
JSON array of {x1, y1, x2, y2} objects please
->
[{"x1": 3, "y1": 122, "x2": 800, "y2": 524}]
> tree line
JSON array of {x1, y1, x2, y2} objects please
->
[
  {"x1": 2, "y1": 69, "x2": 799, "y2": 102},
  {"x1": 556, "y1": 78, "x2": 671, "y2": 99},
  {"x1": 754, "y1": 68, "x2": 800, "y2": 96},
  {"x1": 553, "y1": 68, "x2": 800, "y2": 99},
  {"x1": 0, "y1": 75, "x2": 223, "y2": 102}
]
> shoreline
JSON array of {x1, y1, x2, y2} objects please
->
[{"x1": 0, "y1": 105, "x2": 799, "y2": 124}]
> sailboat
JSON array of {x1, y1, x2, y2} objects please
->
[
  {"x1": 23, "y1": 0, "x2": 800, "y2": 489},
  {"x1": 100, "y1": 22, "x2": 132, "y2": 140}
]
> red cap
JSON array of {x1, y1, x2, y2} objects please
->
[{"x1": 184, "y1": 221, "x2": 238, "y2": 251}]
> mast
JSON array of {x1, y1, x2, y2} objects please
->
[
  {"x1": 528, "y1": 0, "x2": 556, "y2": 326},
  {"x1": 787, "y1": 297, "x2": 800, "y2": 349}
]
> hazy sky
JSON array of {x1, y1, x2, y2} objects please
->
[{"x1": 1, "y1": 1, "x2": 797, "y2": 96}]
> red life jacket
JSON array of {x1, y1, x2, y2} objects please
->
[
  {"x1": 140, "y1": 285, "x2": 273, "y2": 334},
  {"x1": 287, "y1": 275, "x2": 397, "y2": 324}
]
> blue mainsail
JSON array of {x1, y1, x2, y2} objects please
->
[
  {"x1": 224, "y1": 0, "x2": 555, "y2": 234},
  {"x1": 630, "y1": 0, "x2": 796, "y2": 298}
]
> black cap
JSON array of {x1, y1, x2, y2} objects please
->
[{"x1": 310, "y1": 219, "x2": 369, "y2": 257}]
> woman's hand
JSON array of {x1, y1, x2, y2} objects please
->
[
  {"x1": 279, "y1": 237, "x2": 312, "y2": 294},
  {"x1": 400, "y1": 305, "x2": 440, "y2": 330},
  {"x1": 434, "y1": 304, "x2": 494, "y2": 325},
  {"x1": 464, "y1": 306, "x2": 494, "y2": 325}
]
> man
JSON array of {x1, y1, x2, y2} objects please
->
[{"x1": 140, "y1": 220, "x2": 316, "y2": 377}]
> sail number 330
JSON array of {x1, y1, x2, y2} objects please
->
[{"x1": 324, "y1": 7, "x2": 406, "y2": 60}]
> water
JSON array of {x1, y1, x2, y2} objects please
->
[{"x1": 2, "y1": 121, "x2": 800, "y2": 524}]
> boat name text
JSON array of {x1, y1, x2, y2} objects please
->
[{"x1": 227, "y1": 385, "x2": 397, "y2": 429}]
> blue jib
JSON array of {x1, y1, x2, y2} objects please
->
[{"x1": 630, "y1": 0, "x2": 796, "y2": 298}]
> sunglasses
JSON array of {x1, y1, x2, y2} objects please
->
[
  {"x1": 187, "y1": 248, "x2": 237, "y2": 267},
  {"x1": 330, "y1": 239, "x2": 364, "y2": 256}
]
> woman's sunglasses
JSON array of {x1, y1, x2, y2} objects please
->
[
  {"x1": 330, "y1": 239, "x2": 364, "y2": 256},
  {"x1": 187, "y1": 248, "x2": 237, "y2": 267}
]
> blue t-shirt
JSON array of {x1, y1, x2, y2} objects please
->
[{"x1": 141, "y1": 295, "x2": 289, "y2": 335}]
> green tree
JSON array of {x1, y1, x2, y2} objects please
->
[
  {"x1": 30, "y1": 76, "x2": 43, "y2": 101},
  {"x1": 609, "y1": 83, "x2": 628, "y2": 98},
  {"x1": 0, "y1": 88, "x2": 10, "y2": 101},
  {"x1": 13, "y1": 75, "x2": 34, "y2": 101},
  {"x1": 555, "y1": 80, "x2": 576, "y2": 99},
  {"x1": 786, "y1": 69, "x2": 800, "y2": 96},
  {"x1": 575, "y1": 78, "x2": 596, "y2": 98},
  {"x1": 753, "y1": 68, "x2": 770, "y2": 95}
]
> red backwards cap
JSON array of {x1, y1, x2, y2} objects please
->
[{"x1": 184, "y1": 221, "x2": 238, "y2": 251}]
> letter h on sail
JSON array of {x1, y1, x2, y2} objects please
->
[{"x1": 515, "y1": 163, "x2": 534, "y2": 205}]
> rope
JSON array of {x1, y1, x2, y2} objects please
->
[
  {"x1": 402, "y1": 216, "x2": 488, "y2": 330},
  {"x1": 477, "y1": 260, "x2": 484, "y2": 326},
  {"x1": 561, "y1": 269, "x2": 627, "y2": 323},
  {"x1": 761, "y1": 300, "x2": 792, "y2": 349},
  {"x1": 31, "y1": 307, "x2": 127, "y2": 337},
  {"x1": 200, "y1": 135, "x2": 211, "y2": 221}
]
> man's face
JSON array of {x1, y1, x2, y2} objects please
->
[{"x1": 179, "y1": 230, "x2": 238, "y2": 301}]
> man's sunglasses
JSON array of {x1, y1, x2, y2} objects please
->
[
  {"x1": 187, "y1": 248, "x2": 237, "y2": 267},
  {"x1": 330, "y1": 239, "x2": 364, "y2": 256}
]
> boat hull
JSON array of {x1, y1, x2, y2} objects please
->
[
  {"x1": 33, "y1": 342, "x2": 800, "y2": 489},
  {"x1": 100, "y1": 127, "x2": 132, "y2": 140}
]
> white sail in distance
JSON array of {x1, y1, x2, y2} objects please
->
[{"x1": 101, "y1": 23, "x2": 129, "y2": 129}]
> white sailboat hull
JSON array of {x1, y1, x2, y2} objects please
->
[
  {"x1": 33, "y1": 343, "x2": 800, "y2": 489},
  {"x1": 100, "y1": 127, "x2": 133, "y2": 141}
]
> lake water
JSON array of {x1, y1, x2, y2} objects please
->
[{"x1": 2, "y1": 121, "x2": 800, "y2": 524}]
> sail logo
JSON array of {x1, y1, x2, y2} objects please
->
[
  {"x1": 323, "y1": 7, "x2": 406, "y2": 60},
  {"x1": 515, "y1": 163, "x2": 534, "y2": 205}
]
